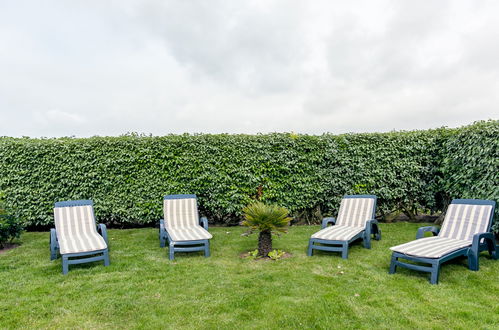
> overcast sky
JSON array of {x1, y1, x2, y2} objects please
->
[{"x1": 1, "y1": 0, "x2": 498, "y2": 137}]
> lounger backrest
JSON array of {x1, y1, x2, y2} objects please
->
[
  {"x1": 336, "y1": 195, "x2": 377, "y2": 227},
  {"x1": 53, "y1": 200, "x2": 102, "y2": 251},
  {"x1": 439, "y1": 199, "x2": 495, "y2": 242},
  {"x1": 164, "y1": 194, "x2": 199, "y2": 228}
]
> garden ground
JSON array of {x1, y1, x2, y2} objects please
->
[{"x1": 1, "y1": 223, "x2": 498, "y2": 329}]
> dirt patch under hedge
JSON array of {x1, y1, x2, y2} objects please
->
[{"x1": 0, "y1": 243, "x2": 19, "y2": 255}]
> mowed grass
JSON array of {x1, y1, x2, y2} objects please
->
[{"x1": 1, "y1": 223, "x2": 498, "y2": 329}]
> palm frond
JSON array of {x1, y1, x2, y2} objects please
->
[{"x1": 242, "y1": 201, "x2": 292, "y2": 234}]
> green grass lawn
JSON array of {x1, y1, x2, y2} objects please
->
[{"x1": 1, "y1": 223, "x2": 498, "y2": 329}]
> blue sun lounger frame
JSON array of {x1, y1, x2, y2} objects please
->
[
  {"x1": 389, "y1": 199, "x2": 497, "y2": 284},
  {"x1": 50, "y1": 200, "x2": 110, "y2": 275},
  {"x1": 307, "y1": 195, "x2": 381, "y2": 259},
  {"x1": 159, "y1": 194, "x2": 210, "y2": 260}
]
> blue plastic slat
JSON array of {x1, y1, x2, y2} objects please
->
[
  {"x1": 343, "y1": 194, "x2": 377, "y2": 199},
  {"x1": 451, "y1": 199, "x2": 495, "y2": 206},
  {"x1": 54, "y1": 200, "x2": 93, "y2": 207},
  {"x1": 164, "y1": 194, "x2": 197, "y2": 200}
]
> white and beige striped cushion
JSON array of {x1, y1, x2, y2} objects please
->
[
  {"x1": 336, "y1": 198, "x2": 375, "y2": 227},
  {"x1": 390, "y1": 237, "x2": 471, "y2": 258},
  {"x1": 438, "y1": 204, "x2": 493, "y2": 242},
  {"x1": 311, "y1": 225, "x2": 364, "y2": 241},
  {"x1": 164, "y1": 198, "x2": 200, "y2": 228},
  {"x1": 167, "y1": 227, "x2": 212, "y2": 241},
  {"x1": 164, "y1": 198, "x2": 212, "y2": 241},
  {"x1": 54, "y1": 205, "x2": 107, "y2": 255}
]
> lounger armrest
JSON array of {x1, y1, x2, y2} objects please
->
[
  {"x1": 159, "y1": 219, "x2": 168, "y2": 247},
  {"x1": 200, "y1": 217, "x2": 209, "y2": 230},
  {"x1": 471, "y1": 232, "x2": 496, "y2": 254},
  {"x1": 50, "y1": 228, "x2": 58, "y2": 244},
  {"x1": 98, "y1": 224, "x2": 108, "y2": 245},
  {"x1": 159, "y1": 219, "x2": 167, "y2": 236},
  {"x1": 50, "y1": 228, "x2": 59, "y2": 249},
  {"x1": 50, "y1": 228, "x2": 59, "y2": 260},
  {"x1": 416, "y1": 226, "x2": 440, "y2": 239},
  {"x1": 321, "y1": 217, "x2": 336, "y2": 229},
  {"x1": 469, "y1": 232, "x2": 497, "y2": 270}
]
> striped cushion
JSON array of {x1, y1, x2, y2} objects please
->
[
  {"x1": 164, "y1": 197, "x2": 212, "y2": 241},
  {"x1": 164, "y1": 198, "x2": 199, "y2": 228},
  {"x1": 390, "y1": 237, "x2": 471, "y2": 258},
  {"x1": 311, "y1": 225, "x2": 364, "y2": 241},
  {"x1": 54, "y1": 205, "x2": 107, "y2": 255},
  {"x1": 336, "y1": 198, "x2": 375, "y2": 227},
  {"x1": 167, "y1": 227, "x2": 213, "y2": 241},
  {"x1": 438, "y1": 203, "x2": 493, "y2": 242}
]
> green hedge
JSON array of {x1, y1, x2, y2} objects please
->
[
  {"x1": 0, "y1": 120, "x2": 497, "y2": 230},
  {"x1": 440, "y1": 121, "x2": 499, "y2": 233}
]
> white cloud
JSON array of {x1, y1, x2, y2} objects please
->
[
  {"x1": 42, "y1": 109, "x2": 86, "y2": 124},
  {"x1": 0, "y1": 0, "x2": 497, "y2": 137}
]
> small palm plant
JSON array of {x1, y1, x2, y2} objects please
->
[{"x1": 242, "y1": 201, "x2": 292, "y2": 257}]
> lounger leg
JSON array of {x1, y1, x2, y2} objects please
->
[
  {"x1": 363, "y1": 233, "x2": 371, "y2": 249},
  {"x1": 169, "y1": 242, "x2": 175, "y2": 260},
  {"x1": 103, "y1": 250, "x2": 110, "y2": 267},
  {"x1": 204, "y1": 240, "x2": 210, "y2": 257},
  {"x1": 486, "y1": 238, "x2": 497, "y2": 260},
  {"x1": 468, "y1": 251, "x2": 479, "y2": 271},
  {"x1": 307, "y1": 239, "x2": 314, "y2": 256},
  {"x1": 389, "y1": 254, "x2": 397, "y2": 274},
  {"x1": 430, "y1": 264, "x2": 440, "y2": 284},
  {"x1": 50, "y1": 248, "x2": 57, "y2": 261},
  {"x1": 62, "y1": 255, "x2": 69, "y2": 275},
  {"x1": 341, "y1": 242, "x2": 349, "y2": 259},
  {"x1": 160, "y1": 235, "x2": 166, "y2": 248}
]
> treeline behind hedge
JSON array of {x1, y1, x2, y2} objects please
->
[{"x1": 0, "y1": 120, "x2": 497, "y2": 231}]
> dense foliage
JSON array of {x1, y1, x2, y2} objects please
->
[
  {"x1": 0, "y1": 120, "x2": 497, "y2": 232},
  {"x1": 0, "y1": 192, "x2": 23, "y2": 247},
  {"x1": 0, "y1": 215, "x2": 22, "y2": 248}
]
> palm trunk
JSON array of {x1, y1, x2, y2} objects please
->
[{"x1": 258, "y1": 230, "x2": 272, "y2": 257}]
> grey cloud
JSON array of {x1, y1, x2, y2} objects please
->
[
  {"x1": 325, "y1": 1, "x2": 452, "y2": 87},
  {"x1": 303, "y1": 0, "x2": 499, "y2": 128},
  {"x1": 135, "y1": 0, "x2": 309, "y2": 94},
  {"x1": 0, "y1": 0, "x2": 497, "y2": 137}
]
